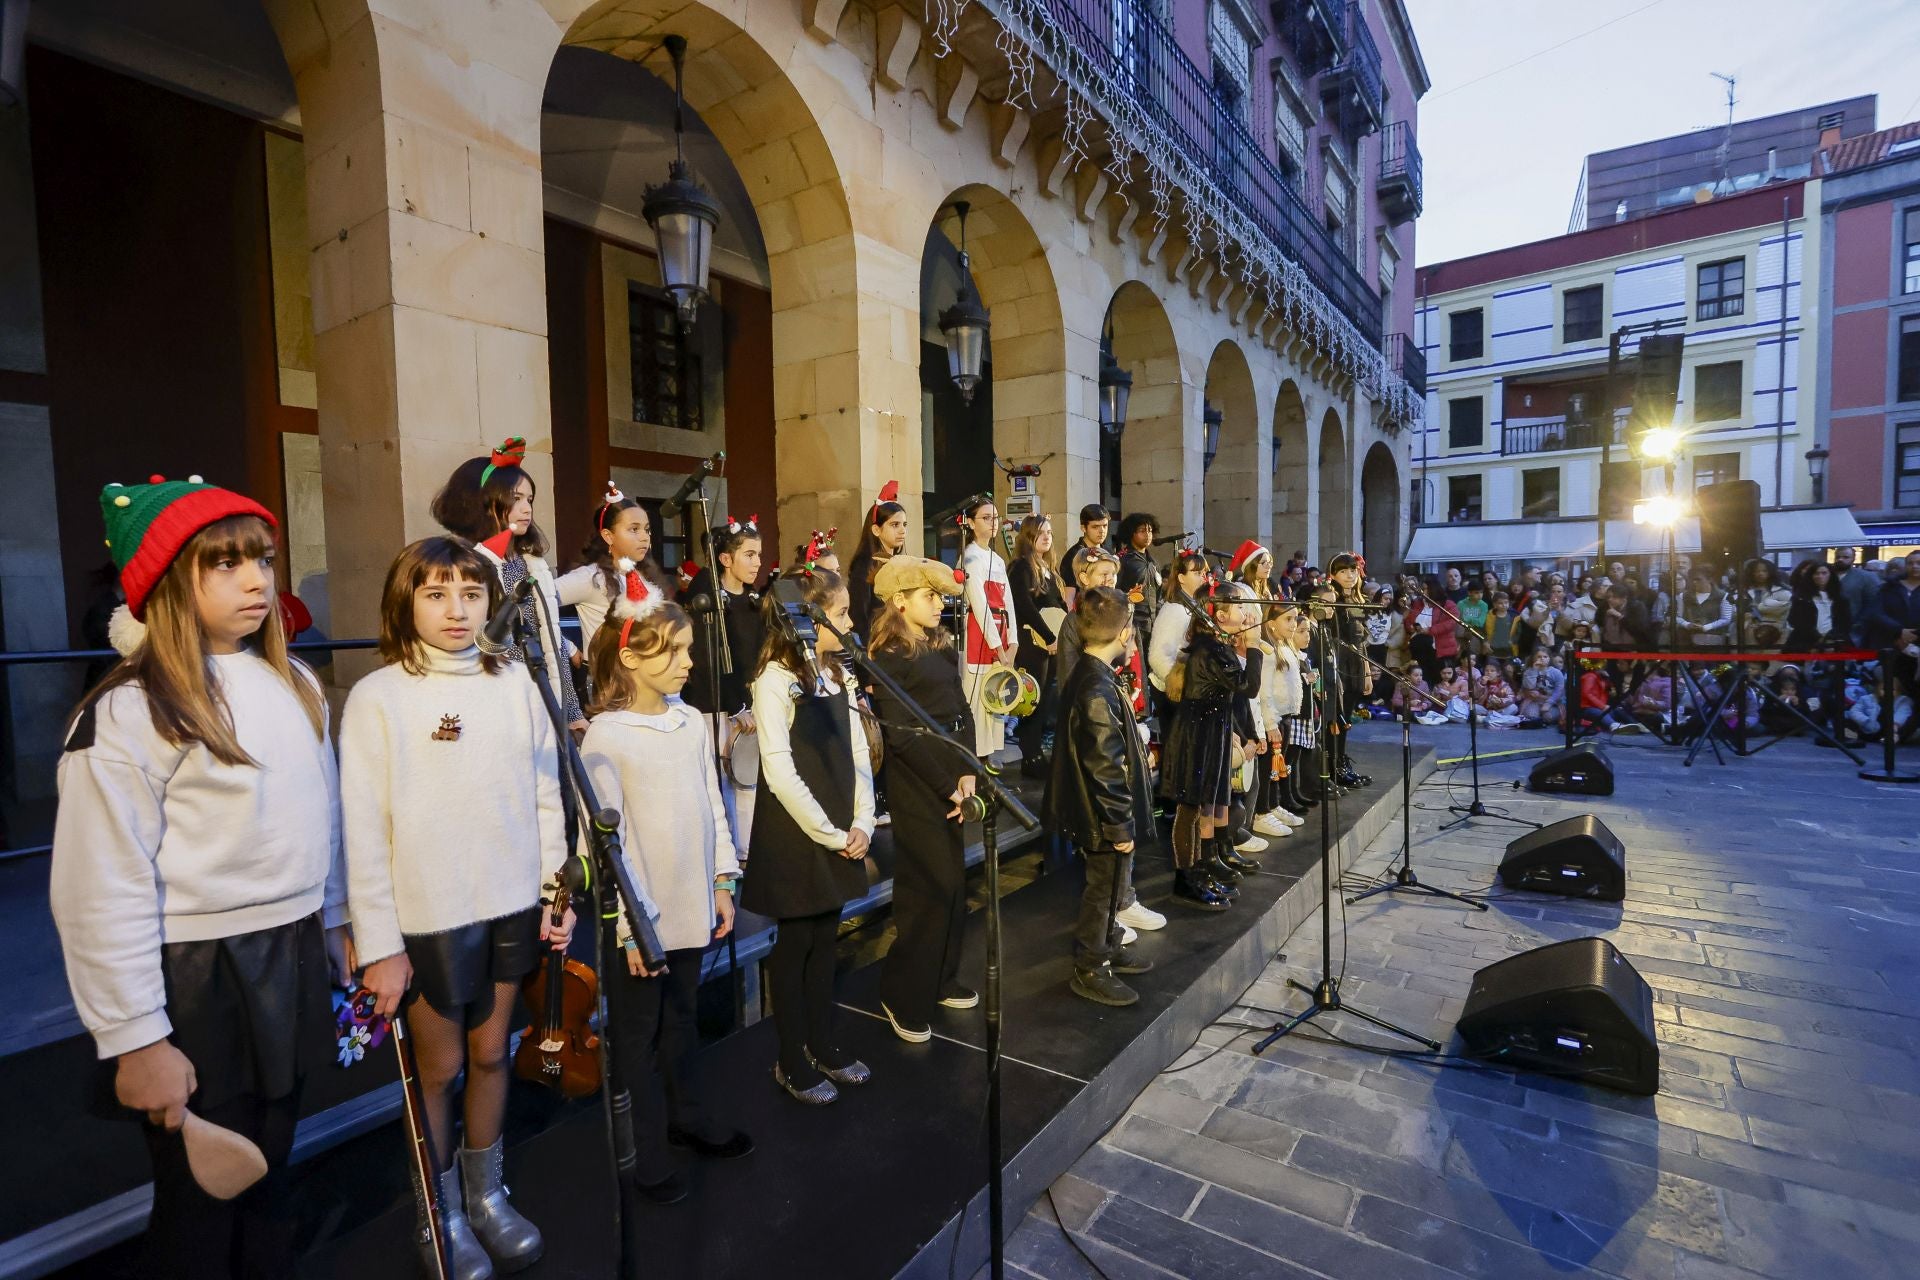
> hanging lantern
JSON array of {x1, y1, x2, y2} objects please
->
[
  {"x1": 642, "y1": 35, "x2": 722, "y2": 329},
  {"x1": 1098, "y1": 318, "x2": 1132, "y2": 438},
  {"x1": 939, "y1": 201, "x2": 991, "y2": 405},
  {"x1": 1202, "y1": 402, "x2": 1223, "y2": 473}
]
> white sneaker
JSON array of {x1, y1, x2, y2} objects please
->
[
  {"x1": 1120, "y1": 923, "x2": 1139, "y2": 945},
  {"x1": 1277, "y1": 808, "x2": 1305, "y2": 827},
  {"x1": 1234, "y1": 833, "x2": 1270, "y2": 854},
  {"x1": 1115, "y1": 900, "x2": 1167, "y2": 932},
  {"x1": 1253, "y1": 812, "x2": 1290, "y2": 837}
]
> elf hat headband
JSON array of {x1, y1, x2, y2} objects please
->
[
  {"x1": 869, "y1": 479, "x2": 901, "y2": 527},
  {"x1": 612, "y1": 556, "x2": 664, "y2": 650},
  {"x1": 101, "y1": 475, "x2": 277, "y2": 620},
  {"x1": 797, "y1": 528, "x2": 838, "y2": 576},
  {"x1": 479, "y1": 436, "x2": 527, "y2": 487}
]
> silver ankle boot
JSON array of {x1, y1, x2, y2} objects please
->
[
  {"x1": 459, "y1": 1138, "x2": 544, "y2": 1271},
  {"x1": 413, "y1": 1162, "x2": 494, "y2": 1280}
]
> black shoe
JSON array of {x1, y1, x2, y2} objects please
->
[
  {"x1": 668, "y1": 1128, "x2": 755, "y2": 1159},
  {"x1": 1172, "y1": 869, "x2": 1230, "y2": 910},
  {"x1": 1200, "y1": 863, "x2": 1240, "y2": 898},
  {"x1": 1219, "y1": 848, "x2": 1260, "y2": 874},
  {"x1": 1070, "y1": 966, "x2": 1139, "y2": 1007},
  {"x1": 632, "y1": 1173, "x2": 689, "y2": 1205},
  {"x1": 1111, "y1": 945, "x2": 1154, "y2": 975},
  {"x1": 937, "y1": 984, "x2": 980, "y2": 1010},
  {"x1": 1205, "y1": 853, "x2": 1243, "y2": 886}
]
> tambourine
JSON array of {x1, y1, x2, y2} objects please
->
[
  {"x1": 980, "y1": 664, "x2": 1042, "y2": 718},
  {"x1": 723, "y1": 720, "x2": 759, "y2": 790}
]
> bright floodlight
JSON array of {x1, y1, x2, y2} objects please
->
[
  {"x1": 1638, "y1": 425, "x2": 1683, "y2": 462},
  {"x1": 1632, "y1": 495, "x2": 1685, "y2": 527}
]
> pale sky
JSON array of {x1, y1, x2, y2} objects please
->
[{"x1": 1405, "y1": 0, "x2": 1920, "y2": 266}]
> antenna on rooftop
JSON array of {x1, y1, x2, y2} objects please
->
[{"x1": 1710, "y1": 72, "x2": 1737, "y2": 193}]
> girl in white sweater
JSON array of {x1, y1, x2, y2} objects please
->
[
  {"x1": 340, "y1": 536, "x2": 569, "y2": 1277},
  {"x1": 52, "y1": 477, "x2": 350, "y2": 1277},
  {"x1": 741, "y1": 565, "x2": 876, "y2": 1105},
  {"x1": 581, "y1": 588, "x2": 751, "y2": 1203}
]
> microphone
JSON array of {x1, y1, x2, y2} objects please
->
[
  {"x1": 1151, "y1": 531, "x2": 1194, "y2": 546},
  {"x1": 770, "y1": 577, "x2": 819, "y2": 654},
  {"x1": 476, "y1": 578, "x2": 532, "y2": 655},
  {"x1": 1202, "y1": 546, "x2": 1241, "y2": 561},
  {"x1": 660, "y1": 452, "x2": 726, "y2": 518},
  {"x1": 681, "y1": 593, "x2": 718, "y2": 617}
]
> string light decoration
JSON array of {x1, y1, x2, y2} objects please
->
[
  {"x1": 1062, "y1": 89, "x2": 1093, "y2": 175},
  {"x1": 928, "y1": 0, "x2": 970, "y2": 58}
]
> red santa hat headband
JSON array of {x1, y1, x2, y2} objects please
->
[
  {"x1": 869, "y1": 479, "x2": 902, "y2": 528},
  {"x1": 597, "y1": 480, "x2": 628, "y2": 530},
  {"x1": 612, "y1": 555, "x2": 664, "y2": 650}
]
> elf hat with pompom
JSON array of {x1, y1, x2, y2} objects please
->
[{"x1": 101, "y1": 475, "x2": 276, "y2": 619}]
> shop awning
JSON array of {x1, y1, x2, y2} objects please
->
[{"x1": 1406, "y1": 506, "x2": 1867, "y2": 563}]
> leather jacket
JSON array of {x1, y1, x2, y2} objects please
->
[{"x1": 1044, "y1": 658, "x2": 1153, "y2": 852}]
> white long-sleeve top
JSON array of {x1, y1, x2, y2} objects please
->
[
  {"x1": 51, "y1": 654, "x2": 346, "y2": 1059},
  {"x1": 1268, "y1": 641, "x2": 1304, "y2": 719},
  {"x1": 581, "y1": 703, "x2": 740, "y2": 953},
  {"x1": 960, "y1": 542, "x2": 1008, "y2": 655},
  {"x1": 555, "y1": 563, "x2": 615, "y2": 658},
  {"x1": 750, "y1": 660, "x2": 876, "y2": 849},
  {"x1": 339, "y1": 645, "x2": 565, "y2": 965},
  {"x1": 1147, "y1": 599, "x2": 1193, "y2": 690}
]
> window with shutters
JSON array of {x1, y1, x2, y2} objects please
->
[
  {"x1": 1697, "y1": 258, "x2": 1745, "y2": 321},
  {"x1": 1694, "y1": 362, "x2": 1743, "y2": 422},
  {"x1": 1899, "y1": 315, "x2": 1920, "y2": 401},
  {"x1": 1447, "y1": 396, "x2": 1484, "y2": 450},
  {"x1": 629, "y1": 284, "x2": 703, "y2": 431},
  {"x1": 1449, "y1": 309, "x2": 1484, "y2": 362},
  {"x1": 1562, "y1": 285, "x2": 1603, "y2": 343},
  {"x1": 1896, "y1": 423, "x2": 1920, "y2": 507}
]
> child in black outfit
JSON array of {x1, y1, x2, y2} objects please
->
[{"x1": 1046, "y1": 588, "x2": 1158, "y2": 1006}]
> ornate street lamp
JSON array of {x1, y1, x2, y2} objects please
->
[
  {"x1": 1805, "y1": 444, "x2": 1829, "y2": 503},
  {"x1": 642, "y1": 34, "x2": 722, "y2": 329},
  {"x1": 939, "y1": 201, "x2": 991, "y2": 404},
  {"x1": 1202, "y1": 401, "x2": 1223, "y2": 473},
  {"x1": 1097, "y1": 318, "x2": 1132, "y2": 437}
]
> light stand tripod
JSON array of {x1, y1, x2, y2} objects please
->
[
  {"x1": 1683, "y1": 597, "x2": 1865, "y2": 766},
  {"x1": 800, "y1": 599, "x2": 1039, "y2": 1280},
  {"x1": 1338, "y1": 639, "x2": 1488, "y2": 912},
  {"x1": 506, "y1": 583, "x2": 667, "y2": 1280},
  {"x1": 1255, "y1": 619, "x2": 1440, "y2": 1056},
  {"x1": 1424, "y1": 593, "x2": 1540, "y2": 833}
]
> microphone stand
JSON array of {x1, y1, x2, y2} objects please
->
[
  {"x1": 510, "y1": 586, "x2": 666, "y2": 1280},
  {"x1": 1424, "y1": 593, "x2": 1538, "y2": 833},
  {"x1": 1255, "y1": 618, "x2": 1440, "y2": 1055},
  {"x1": 684, "y1": 487, "x2": 745, "y2": 1025},
  {"x1": 803, "y1": 605, "x2": 1038, "y2": 1280},
  {"x1": 1334, "y1": 636, "x2": 1487, "y2": 912}
]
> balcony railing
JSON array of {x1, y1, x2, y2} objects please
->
[
  {"x1": 1273, "y1": 0, "x2": 1346, "y2": 76},
  {"x1": 1387, "y1": 331, "x2": 1425, "y2": 398},
  {"x1": 1501, "y1": 415, "x2": 1625, "y2": 456},
  {"x1": 1052, "y1": 0, "x2": 1382, "y2": 341},
  {"x1": 1320, "y1": 0, "x2": 1383, "y2": 137},
  {"x1": 1378, "y1": 120, "x2": 1422, "y2": 223}
]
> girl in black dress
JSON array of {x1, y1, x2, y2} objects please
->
[
  {"x1": 1007, "y1": 514, "x2": 1067, "y2": 778},
  {"x1": 742, "y1": 566, "x2": 876, "y2": 1104},
  {"x1": 1158, "y1": 580, "x2": 1256, "y2": 910},
  {"x1": 848, "y1": 481, "x2": 909, "y2": 634},
  {"x1": 868, "y1": 556, "x2": 978, "y2": 1043}
]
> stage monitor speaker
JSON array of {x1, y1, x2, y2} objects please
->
[
  {"x1": 1527, "y1": 742, "x2": 1614, "y2": 796},
  {"x1": 1695, "y1": 479, "x2": 1762, "y2": 571},
  {"x1": 1499, "y1": 815, "x2": 1626, "y2": 901},
  {"x1": 1458, "y1": 937, "x2": 1659, "y2": 1094}
]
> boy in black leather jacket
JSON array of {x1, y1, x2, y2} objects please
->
[{"x1": 1045, "y1": 587, "x2": 1157, "y2": 1007}]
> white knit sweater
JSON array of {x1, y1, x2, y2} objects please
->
[
  {"x1": 581, "y1": 703, "x2": 740, "y2": 953},
  {"x1": 51, "y1": 654, "x2": 346, "y2": 1059},
  {"x1": 338, "y1": 645, "x2": 565, "y2": 965}
]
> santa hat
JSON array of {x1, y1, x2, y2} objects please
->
[
  {"x1": 1227, "y1": 539, "x2": 1269, "y2": 577},
  {"x1": 869, "y1": 480, "x2": 900, "y2": 525},
  {"x1": 597, "y1": 480, "x2": 628, "y2": 529},
  {"x1": 611, "y1": 556, "x2": 665, "y2": 649},
  {"x1": 100, "y1": 474, "x2": 276, "y2": 619}
]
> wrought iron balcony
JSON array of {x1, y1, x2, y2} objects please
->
[
  {"x1": 1501, "y1": 415, "x2": 1624, "y2": 457},
  {"x1": 1319, "y1": 0, "x2": 1383, "y2": 138},
  {"x1": 1378, "y1": 120, "x2": 1421, "y2": 223},
  {"x1": 1272, "y1": 0, "x2": 1346, "y2": 76},
  {"x1": 1387, "y1": 331, "x2": 1424, "y2": 398},
  {"x1": 1055, "y1": 0, "x2": 1382, "y2": 341}
]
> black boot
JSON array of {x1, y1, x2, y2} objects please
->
[
  {"x1": 1219, "y1": 846, "x2": 1260, "y2": 874},
  {"x1": 1173, "y1": 867, "x2": 1230, "y2": 911},
  {"x1": 1202, "y1": 843, "x2": 1241, "y2": 896}
]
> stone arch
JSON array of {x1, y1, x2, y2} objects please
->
[
  {"x1": 1106, "y1": 280, "x2": 1192, "y2": 536},
  {"x1": 1361, "y1": 442, "x2": 1401, "y2": 573},
  {"x1": 1271, "y1": 379, "x2": 1310, "y2": 563},
  {"x1": 1202, "y1": 341, "x2": 1259, "y2": 548},
  {"x1": 920, "y1": 185, "x2": 1067, "y2": 550},
  {"x1": 1316, "y1": 407, "x2": 1350, "y2": 560}
]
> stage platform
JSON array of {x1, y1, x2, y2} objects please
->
[{"x1": 51, "y1": 740, "x2": 1433, "y2": 1280}]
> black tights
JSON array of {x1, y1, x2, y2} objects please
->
[
  {"x1": 768, "y1": 911, "x2": 847, "y2": 1088},
  {"x1": 406, "y1": 980, "x2": 519, "y2": 1171}
]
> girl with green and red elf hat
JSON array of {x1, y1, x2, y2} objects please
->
[{"x1": 51, "y1": 474, "x2": 352, "y2": 1277}]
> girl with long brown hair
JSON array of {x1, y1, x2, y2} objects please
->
[
  {"x1": 52, "y1": 477, "x2": 350, "y2": 1277},
  {"x1": 1007, "y1": 514, "x2": 1066, "y2": 778}
]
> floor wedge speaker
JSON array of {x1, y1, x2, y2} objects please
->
[
  {"x1": 1458, "y1": 937, "x2": 1658, "y2": 1094},
  {"x1": 1499, "y1": 815, "x2": 1626, "y2": 901},
  {"x1": 1528, "y1": 742, "x2": 1613, "y2": 795}
]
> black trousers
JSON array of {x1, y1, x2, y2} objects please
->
[
  {"x1": 141, "y1": 1089, "x2": 300, "y2": 1279},
  {"x1": 1073, "y1": 847, "x2": 1134, "y2": 970},
  {"x1": 769, "y1": 911, "x2": 845, "y2": 1087},
  {"x1": 605, "y1": 946, "x2": 721, "y2": 1185},
  {"x1": 879, "y1": 812, "x2": 967, "y2": 1025}
]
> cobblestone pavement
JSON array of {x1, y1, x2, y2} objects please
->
[{"x1": 1005, "y1": 724, "x2": 1920, "y2": 1279}]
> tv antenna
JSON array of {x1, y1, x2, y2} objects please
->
[{"x1": 1710, "y1": 72, "x2": 1737, "y2": 192}]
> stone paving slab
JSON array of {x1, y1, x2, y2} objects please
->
[{"x1": 1006, "y1": 725, "x2": 1920, "y2": 1279}]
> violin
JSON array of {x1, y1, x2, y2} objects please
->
[{"x1": 514, "y1": 886, "x2": 602, "y2": 1098}]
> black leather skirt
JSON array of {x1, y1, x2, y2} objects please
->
[{"x1": 404, "y1": 905, "x2": 543, "y2": 1022}]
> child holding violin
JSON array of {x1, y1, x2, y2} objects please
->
[{"x1": 340, "y1": 536, "x2": 570, "y2": 1278}]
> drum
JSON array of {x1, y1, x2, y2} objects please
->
[
  {"x1": 724, "y1": 721, "x2": 759, "y2": 790},
  {"x1": 980, "y1": 664, "x2": 1042, "y2": 718}
]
